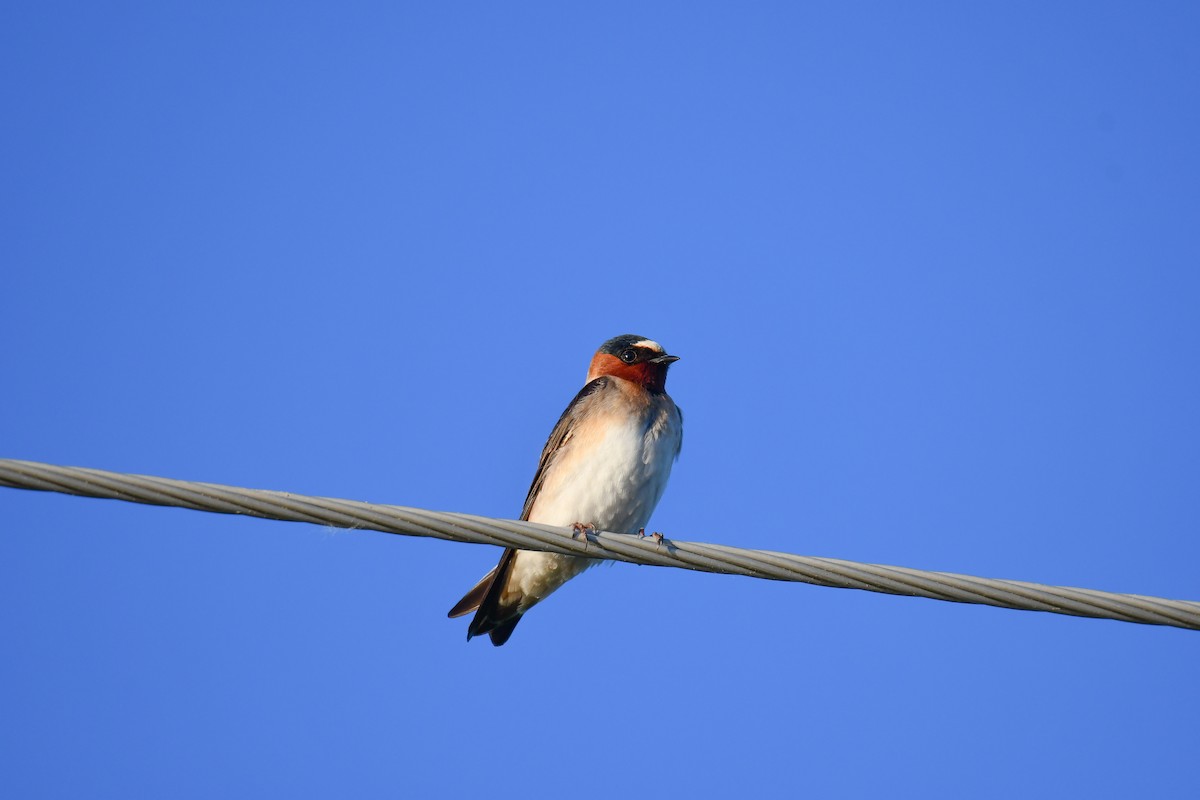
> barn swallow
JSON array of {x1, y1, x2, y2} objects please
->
[{"x1": 448, "y1": 334, "x2": 683, "y2": 645}]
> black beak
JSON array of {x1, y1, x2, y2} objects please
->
[{"x1": 650, "y1": 354, "x2": 680, "y2": 364}]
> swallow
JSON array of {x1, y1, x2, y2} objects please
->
[{"x1": 448, "y1": 334, "x2": 683, "y2": 645}]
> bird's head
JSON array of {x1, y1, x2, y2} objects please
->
[{"x1": 586, "y1": 334, "x2": 679, "y2": 393}]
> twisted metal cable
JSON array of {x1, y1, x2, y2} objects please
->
[{"x1": 1, "y1": 458, "x2": 1197, "y2": 631}]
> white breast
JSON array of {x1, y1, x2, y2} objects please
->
[
  {"x1": 527, "y1": 399, "x2": 680, "y2": 534},
  {"x1": 509, "y1": 388, "x2": 682, "y2": 607}
]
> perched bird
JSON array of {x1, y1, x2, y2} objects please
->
[{"x1": 448, "y1": 334, "x2": 684, "y2": 645}]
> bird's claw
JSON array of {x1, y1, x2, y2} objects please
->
[
  {"x1": 637, "y1": 528, "x2": 665, "y2": 546},
  {"x1": 571, "y1": 522, "x2": 596, "y2": 551}
]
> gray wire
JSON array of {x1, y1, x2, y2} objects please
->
[{"x1": 1, "y1": 458, "x2": 1197, "y2": 631}]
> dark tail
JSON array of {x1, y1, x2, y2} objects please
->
[{"x1": 447, "y1": 548, "x2": 524, "y2": 646}]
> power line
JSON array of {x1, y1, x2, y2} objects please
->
[{"x1": 1, "y1": 457, "x2": 1197, "y2": 631}]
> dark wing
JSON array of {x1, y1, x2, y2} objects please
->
[
  {"x1": 447, "y1": 565, "x2": 497, "y2": 618},
  {"x1": 466, "y1": 547, "x2": 519, "y2": 644}
]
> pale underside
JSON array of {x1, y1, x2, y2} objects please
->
[{"x1": 500, "y1": 379, "x2": 682, "y2": 613}]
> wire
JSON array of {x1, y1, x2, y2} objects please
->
[{"x1": 1, "y1": 458, "x2": 1197, "y2": 631}]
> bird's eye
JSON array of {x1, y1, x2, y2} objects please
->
[{"x1": 620, "y1": 349, "x2": 638, "y2": 364}]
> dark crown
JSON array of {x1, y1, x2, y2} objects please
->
[{"x1": 597, "y1": 334, "x2": 660, "y2": 356}]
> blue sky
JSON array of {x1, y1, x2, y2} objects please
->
[{"x1": 3, "y1": 3, "x2": 1198, "y2": 797}]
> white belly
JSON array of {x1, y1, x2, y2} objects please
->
[
  {"x1": 528, "y1": 414, "x2": 677, "y2": 533},
  {"x1": 510, "y1": 400, "x2": 681, "y2": 606}
]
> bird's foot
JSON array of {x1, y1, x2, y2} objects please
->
[
  {"x1": 637, "y1": 528, "x2": 665, "y2": 546},
  {"x1": 571, "y1": 522, "x2": 596, "y2": 551},
  {"x1": 571, "y1": 522, "x2": 597, "y2": 539}
]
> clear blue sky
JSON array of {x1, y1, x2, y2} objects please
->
[{"x1": 3, "y1": 3, "x2": 1198, "y2": 797}]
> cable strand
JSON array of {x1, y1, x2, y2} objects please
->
[{"x1": 1, "y1": 458, "x2": 1196, "y2": 631}]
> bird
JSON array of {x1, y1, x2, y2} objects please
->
[{"x1": 448, "y1": 334, "x2": 684, "y2": 646}]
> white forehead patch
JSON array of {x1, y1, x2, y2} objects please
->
[{"x1": 632, "y1": 339, "x2": 664, "y2": 352}]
